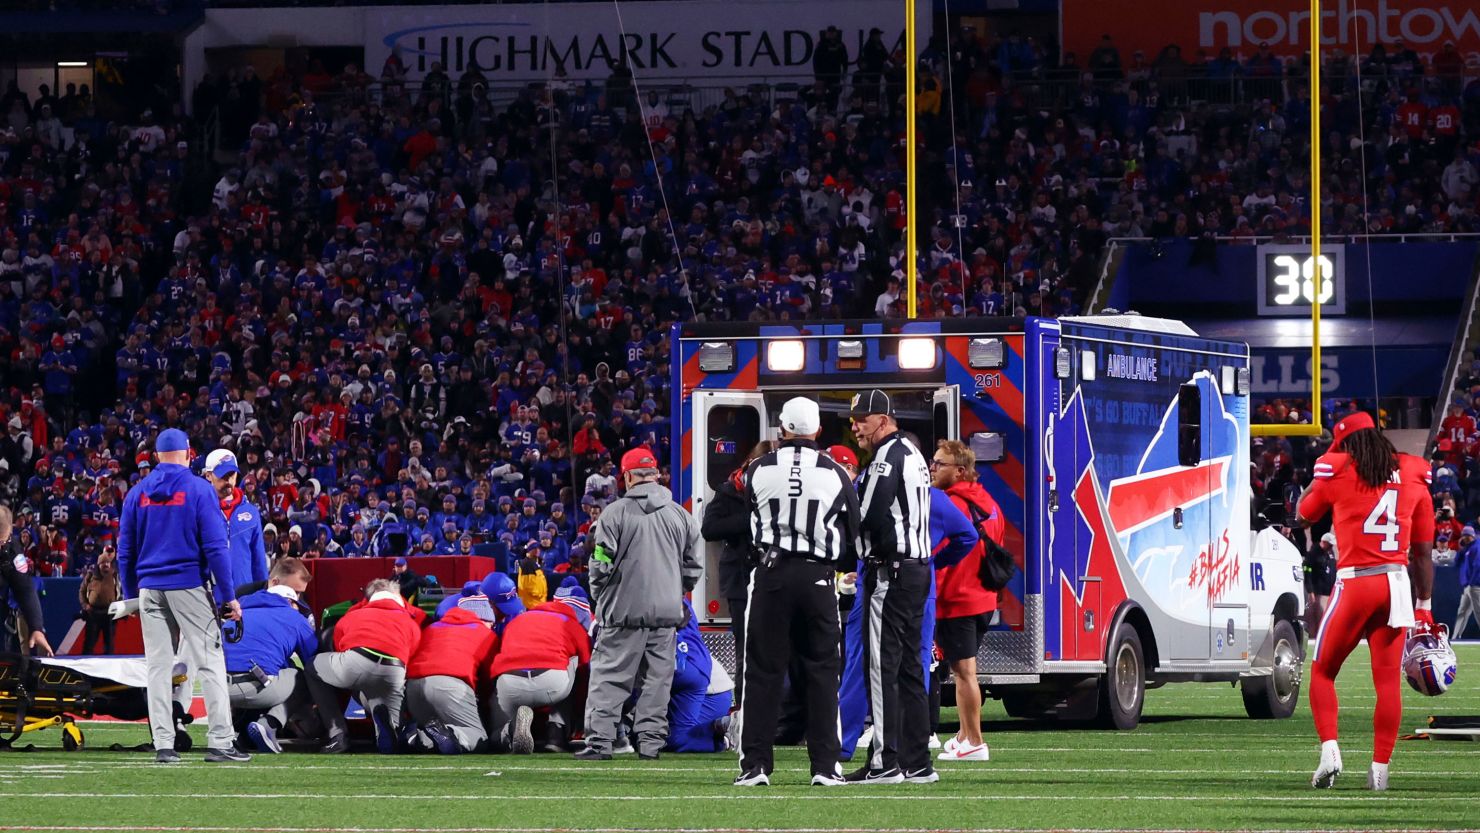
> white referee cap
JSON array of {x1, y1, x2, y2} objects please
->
[{"x1": 780, "y1": 397, "x2": 821, "y2": 436}]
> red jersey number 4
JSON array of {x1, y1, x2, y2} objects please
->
[{"x1": 1362, "y1": 489, "x2": 1401, "y2": 552}]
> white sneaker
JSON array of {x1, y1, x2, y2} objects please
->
[
  {"x1": 942, "y1": 735, "x2": 961, "y2": 755},
  {"x1": 938, "y1": 741, "x2": 990, "y2": 762},
  {"x1": 927, "y1": 734, "x2": 942, "y2": 750},
  {"x1": 613, "y1": 737, "x2": 635, "y2": 755},
  {"x1": 734, "y1": 769, "x2": 769, "y2": 787},
  {"x1": 1367, "y1": 762, "x2": 1388, "y2": 792},
  {"x1": 1312, "y1": 740, "x2": 1342, "y2": 789},
  {"x1": 855, "y1": 725, "x2": 874, "y2": 750},
  {"x1": 811, "y1": 772, "x2": 847, "y2": 787}
]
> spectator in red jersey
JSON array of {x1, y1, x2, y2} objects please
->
[{"x1": 1441, "y1": 404, "x2": 1476, "y2": 446}]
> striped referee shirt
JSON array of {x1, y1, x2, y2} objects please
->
[
  {"x1": 744, "y1": 439, "x2": 862, "y2": 566},
  {"x1": 856, "y1": 431, "x2": 932, "y2": 562}
]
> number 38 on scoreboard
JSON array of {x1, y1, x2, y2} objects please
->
[{"x1": 1256, "y1": 243, "x2": 1346, "y2": 316}]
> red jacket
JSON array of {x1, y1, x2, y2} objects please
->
[
  {"x1": 407, "y1": 608, "x2": 499, "y2": 689},
  {"x1": 334, "y1": 597, "x2": 422, "y2": 662},
  {"x1": 935, "y1": 480, "x2": 1005, "y2": 619},
  {"x1": 490, "y1": 603, "x2": 591, "y2": 676}
]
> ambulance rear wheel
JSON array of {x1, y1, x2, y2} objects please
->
[
  {"x1": 1242, "y1": 619, "x2": 1302, "y2": 719},
  {"x1": 1096, "y1": 624, "x2": 1145, "y2": 730}
]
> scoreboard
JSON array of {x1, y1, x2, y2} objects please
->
[{"x1": 1256, "y1": 243, "x2": 1346, "y2": 316}]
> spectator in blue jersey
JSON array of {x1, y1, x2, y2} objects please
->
[
  {"x1": 117, "y1": 428, "x2": 247, "y2": 764},
  {"x1": 466, "y1": 499, "x2": 496, "y2": 537},
  {"x1": 203, "y1": 449, "x2": 267, "y2": 592}
]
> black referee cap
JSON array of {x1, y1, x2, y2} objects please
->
[{"x1": 846, "y1": 389, "x2": 893, "y2": 418}]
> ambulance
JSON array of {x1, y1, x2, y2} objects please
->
[{"x1": 671, "y1": 314, "x2": 1306, "y2": 729}]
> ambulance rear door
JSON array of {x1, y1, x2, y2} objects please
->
[
  {"x1": 690, "y1": 390, "x2": 769, "y2": 625},
  {"x1": 932, "y1": 386, "x2": 961, "y2": 444}
]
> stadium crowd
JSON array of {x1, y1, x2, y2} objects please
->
[{"x1": 0, "y1": 25, "x2": 1478, "y2": 596}]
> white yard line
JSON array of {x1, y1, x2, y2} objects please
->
[
  {"x1": 2, "y1": 827, "x2": 1478, "y2": 833},
  {"x1": 0, "y1": 791, "x2": 1455, "y2": 803}
]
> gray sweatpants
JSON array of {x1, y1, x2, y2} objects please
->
[
  {"x1": 1455, "y1": 587, "x2": 1480, "y2": 639},
  {"x1": 305, "y1": 651, "x2": 406, "y2": 740},
  {"x1": 584, "y1": 627, "x2": 675, "y2": 756},
  {"x1": 140, "y1": 587, "x2": 235, "y2": 750},
  {"x1": 227, "y1": 667, "x2": 307, "y2": 728},
  {"x1": 406, "y1": 676, "x2": 486, "y2": 752},
  {"x1": 490, "y1": 657, "x2": 579, "y2": 743}
]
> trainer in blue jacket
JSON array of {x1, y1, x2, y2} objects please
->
[
  {"x1": 666, "y1": 600, "x2": 734, "y2": 753},
  {"x1": 225, "y1": 557, "x2": 318, "y2": 754},
  {"x1": 117, "y1": 428, "x2": 246, "y2": 763},
  {"x1": 838, "y1": 487, "x2": 977, "y2": 760},
  {"x1": 204, "y1": 448, "x2": 268, "y2": 591}
]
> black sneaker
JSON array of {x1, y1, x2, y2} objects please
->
[
  {"x1": 734, "y1": 768, "x2": 770, "y2": 787},
  {"x1": 155, "y1": 749, "x2": 181, "y2": 764},
  {"x1": 572, "y1": 745, "x2": 612, "y2": 761},
  {"x1": 204, "y1": 746, "x2": 252, "y2": 763},
  {"x1": 903, "y1": 766, "x2": 940, "y2": 784},
  {"x1": 844, "y1": 765, "x2": 903, "y2": 784},
  {"x1": 320, "y1": 735, "x2": 349, "y2": 754},
  {"x1": 540, "y1": 722, "x2": 567, "y2": 753},
  {"x1": 638, "y1": 750, "x2": 661, "y2": 760}
]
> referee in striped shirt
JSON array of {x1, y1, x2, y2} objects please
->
[
  {"x1": 734, "y1": 397, "x2": 860, "y2": 788},
  {"x1": 846, "y1": 388, "x2": 937, "y2": 784}
]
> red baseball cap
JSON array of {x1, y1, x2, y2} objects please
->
[
  {"x1": 827, "y1": 445, "x2": 859, "y2": 470},
  {"x1": 620, "y1": 447, "x2": 659, "y2": 474},
  {"x1": 1330, "y1": 411, "x2": 1375, "y2": 451}
]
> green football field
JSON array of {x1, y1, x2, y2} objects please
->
[{"x1": 1, "y1": 645, "x2": 1477, "y2": 833}]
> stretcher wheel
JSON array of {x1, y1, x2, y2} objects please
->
[{"x1": 61, "y1": 717, "x2": 84, "y2": 751}]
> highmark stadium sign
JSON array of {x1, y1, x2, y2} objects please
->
[{"x1": 363, "y1": 1, "x2": 910, "y2": 81}]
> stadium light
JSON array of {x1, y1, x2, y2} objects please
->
[{"x1": 57, "y1": 61, "x2": 89, "y2": 67}]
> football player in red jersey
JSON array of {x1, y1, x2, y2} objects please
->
[{"x1": 1297, "y1": 412, "x2": 1435, "y2": 791}]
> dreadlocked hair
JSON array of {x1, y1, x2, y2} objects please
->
[{"x1": 1344, "y1": 428, "x2": 1398, "y2": 490}]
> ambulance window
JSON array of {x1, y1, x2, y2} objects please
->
[
  {"x1": 705, "y1": 406, "x2": 761, "y2": 491},
  {"x1": 1177, "y1": 383, "x2": 1201, "y2": 467}
]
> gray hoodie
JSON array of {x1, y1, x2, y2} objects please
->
[{"x1": 589, "y1": 481, "x2": 702, "y2": 628}]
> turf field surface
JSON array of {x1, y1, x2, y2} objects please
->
[{"x1": 0, "y1": 645, "x2": 1477, "y2": 833}]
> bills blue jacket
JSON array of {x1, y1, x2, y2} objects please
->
[
  {"x1": 118, "y1": 462, "x2": 235, "y2": 604},
  {"x1": 223, "y1": 589, "x2": 319, "y2": 675},
  {"x1": 222, "y1": 490, "x2": 268, "y2": 589}
]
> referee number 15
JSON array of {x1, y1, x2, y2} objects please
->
[{"x1": 1362, "y1": 489, "x2": 1400, "y2": 552}]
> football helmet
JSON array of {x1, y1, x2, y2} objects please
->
[{"x1": 1403, "y1": 623, "x2": 1458, "y2": 696}]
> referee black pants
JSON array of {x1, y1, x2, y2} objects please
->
[
  {"x1": 861, "y1": 559, "x2": 931, "y2": 773},
  {"x1": 739, "y1": 557, "x2": 841, "y2": 776}
]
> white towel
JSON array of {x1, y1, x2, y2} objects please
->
[{"x1": 1386, "y1": 569, "x2": 1415, "y2": 628}]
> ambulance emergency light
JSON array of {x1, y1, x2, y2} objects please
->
[
  {"x1": 766, "y1": 340, "x2": 805, "y2": 372},
  {"x1": 897, "y1": 338, "x2": 936, "y2": 370}
]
